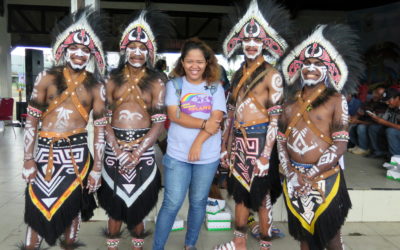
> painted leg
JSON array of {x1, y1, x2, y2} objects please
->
[
  {"x1": 106, "y1": 218, "x2": 123, "y2": 250},
  {"x1": 258, "y1": 193, "x2": 272, "y2": 250},
  {"x1": 326, "y1": 231, "x2": 344, "y2": 250},
  {"x1": 300, "y1": 241, "x2": 310, "y2": 250},
  {"x1": 23, "y1": 226, "x2": 43, "y2": 250},
  {"x1": 214, "y1": 202, "x2": 248, "y2": 250},
  {"x1": 131, "y1": 222, "x2": 145, "y2": 250},
  {"x1": 61, "y1": 214, "x2": 83, "y2": 250}
]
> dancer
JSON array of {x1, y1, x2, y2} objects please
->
[
  {"x1": 21, "y1": 8, "x2": 107, "y2": 249},
  {"x1": 278, "y1": 24, "x2": 364, "y2": 249},
  {"x1": 216, "y1": 0, "x2": 291, "y2": 249},
  {"x1": 97, "y1": 9, "x2": 171, "y2": 250}
]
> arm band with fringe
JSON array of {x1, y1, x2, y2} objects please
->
[
  {"x1": 151, "y1": 114, "x2": 167, "y2": 123},
  {"x1": 27, "y1": 105, "x2": 43, "y2": 118},
  {"x1": 331, "y1": 131, "x2": 349, "y2": 142},
  {"x1": 268, "y1": 105, "x2": 283, "y2": 115},
  {"x1": 93, "y1": 117, "x2": 108, "y2": 127},
  {"x1": 277, "y1": 131, "x2": 287, "y2": 141}
]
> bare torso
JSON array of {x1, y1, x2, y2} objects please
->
[
  {"x1": 39, "y1": 71, "x2": 98, "y2": 132},
  {"x1": 108, "y1": 69, "x2": 164, "y2": 129},
  {"x1": 234, "y1": 64, "x2": 283, "y2": 123},
  {"x1": 283, "y1": 92, "x2": 343, "y2": 164}
]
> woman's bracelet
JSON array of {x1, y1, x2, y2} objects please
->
[
  {"x1": 201, "y1": 119, "x2": 207, "y2": 129},
  {"x1": 24, "y1": 158, "x2": 35, "y2": 162}
]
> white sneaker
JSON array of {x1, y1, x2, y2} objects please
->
[
  {"x1": 348, "y1": 146, "x2": 359, "y2": 153},
  {"x1": 352, "y1": 147, "x2": 370, "y2": 156}
]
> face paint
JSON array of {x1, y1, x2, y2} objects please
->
[
  {"x1": 65, "y1": 48, "x2": 91, "y2": 70},
  {"x1": 126, "y1": 47, "x2": 148, "y2": 68},
  {"x1": 242, "y1": 39, "x2": 263, "y2": 59},
  {"x1": 301, "y1": 63, "x2": 327, "y2": 86}
]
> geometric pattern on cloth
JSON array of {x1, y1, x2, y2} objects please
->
[
  {"x1": 102, "y1": 128, "x2": 157, "y2": 207},
  {"x1": 283, "y1": 167, "x2": 341, "y2": 234},
  {"x1": 231, "y1": 129, "x2": 265, "y2": 192},
  {"x1": 28, "y1": 135, "x2": 90, "y2": 221}
]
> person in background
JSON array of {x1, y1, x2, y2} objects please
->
[
  {"x1": 155, "y1": 59, "x2": 168, "y2": 81},
  {"x1": 348, "y1": 87, "x2": 386, "y2": 155},
  {"x1": 367, "y1": 88, "x2": 400, "y2": 159},
  {"x1": 153, "y1": 38, "x2": 226, "y2": 250}
]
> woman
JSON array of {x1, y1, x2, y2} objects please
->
[{"x1": 153, "y1": 38, "x2": 226, "y2": 250}]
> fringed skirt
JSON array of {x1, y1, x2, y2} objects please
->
[
  {"x1": 283, "y1": 160, "x2": 351, "y2": 250},
  {"x1": 24, "y1": 133, "x2": 96, "y2": 246},
  {"x1": 227, "y1": 123, "x2": 282, "y2": 211},
  {"x1": 97, "y1": 128, "x2": 161, "y2": 230}
]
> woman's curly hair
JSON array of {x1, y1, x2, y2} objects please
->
[{"x1": 172, "y1": 38, "x2": 220, "y2": 85}]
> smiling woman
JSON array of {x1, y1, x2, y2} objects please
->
[
  {"x1": 172, "y1": 38, "x2": 220, "y2": 85},
  {"x1": 153, "y1": 38, "x2": 227, "y2": 250}
]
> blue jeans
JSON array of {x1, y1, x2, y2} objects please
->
[
  {"x1": 349, "y1": 124, "x2": 369, "y2": 150},
  {"x1": 153, "y1": 154, "x2": 219, "y2": 250},
  {"x1": 386, "y1": 128, "x2": 400, "y2": 156},
  {"x1": 368, "y1": 124, "x2": 387, "y2": 155}
]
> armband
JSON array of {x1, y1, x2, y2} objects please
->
[
  {"x1": 331, "y1": 131, "x2": 349, "y2": 142},
  {"x1": 106, "y1": 109, "x2": 113, "y2": 118},
  {"x1": 227, "y1": 104, "x2": 235, "y2": 112},
  {"x1": 93, "y1": 117, "x2": 108, "y2": 127},
  {"x1": 267, "y1": 105, "x2": 283, "y2": 115},
  {"x1": 151, "y1": 114, "x2": 167, "y2": 123},
  {"x1": 27, "y1": 105, "x2": 42, "y2": 118},
  {"x1": 277, "y1": 131, "x2": 287, "y2": 141}
]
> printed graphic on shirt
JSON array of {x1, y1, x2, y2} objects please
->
[{"x1": 181, "y1": 93, "x2": 212, "y2": 115}]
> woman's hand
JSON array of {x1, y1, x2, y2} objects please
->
[
  {"x1": 220, "y1": 149, "x2": 230, "y2": 169},
  {"x1": 188, "y1": 141, "x2": 203, "y2": 162},
  {"x1": 204, "y1": 117, "x2": 221, "y2": 134}
]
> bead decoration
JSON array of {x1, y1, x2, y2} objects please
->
[
  {"x1": 267, "y1": 105, "x2": 283, "y2": 115},
  {"x1": 27, "y1": 105, "x2": 43, "y2": 118},
  {"x1": 93, "y1": 117, "x2": 108, "y2": 127},
  {"x1": 151, "y1": 114, "x2": 167, "y2": 123}
]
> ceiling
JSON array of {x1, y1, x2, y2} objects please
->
[{"x1": 5, "y1": 0, "x2": 400, "y2": 50}]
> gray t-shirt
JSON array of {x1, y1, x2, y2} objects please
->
[{"x1": 165, "y1": 76, "x2": 227, "y2": 164}]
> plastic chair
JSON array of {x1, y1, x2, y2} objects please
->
[{"x1": 0, "y1": 98, "x2": 16, "y2": 137}]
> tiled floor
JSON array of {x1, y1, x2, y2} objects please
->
[{"x1": 1, "y1": 127, "x2": 400, "y2": 249}]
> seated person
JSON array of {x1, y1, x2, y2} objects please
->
[
  {"x1": 366, "y1": 88, "x2": 400, "y2": 159},
  {"x1": 349, "y1": 86, "x2": 386, "y2": 155}
]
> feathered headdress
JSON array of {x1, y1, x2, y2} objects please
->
[
  {"x1": 281, "y1": 24, "x2": 365, "y2": 94},
  {"x1": 119, "y1": 9, "x2": 173, "y2": 67},
  {"x1": 51, "y1": 8, "x2": 106, "y2": 77},
  {"x1": 222, "y1": 0, "x2": 291, "y2": 63}
]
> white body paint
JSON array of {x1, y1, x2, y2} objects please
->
[
  {"x1": 236, "y1": 97, "x2": 258, "y2": 119},
  {"x1": 288, "y1": 127, "x2": 318, "y2": 155},
  {"x1": 270, "y1": 74, "x2": 283, "y2": 103},
  {"x1": 95, "y1": 130, "x2": 105, "y2": 160},
  {"x1": 119, "y1": 110, "x2": 143, "y2": 120},
  {"x1": 317, "y1": 145, "x2": 338, "y2": 166},
  {"x1": 341, "y1": 95, "x2": 349, "y2": 125},
  {"x1": 24, "y1": 120, "x2": 35, "y2": 156},
  {"x1": 55, "y1": 107, "x2": 73, "y2": 129},
  {"x1": 100, "y1": 85, "x2": 106, "y2": 102}
]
